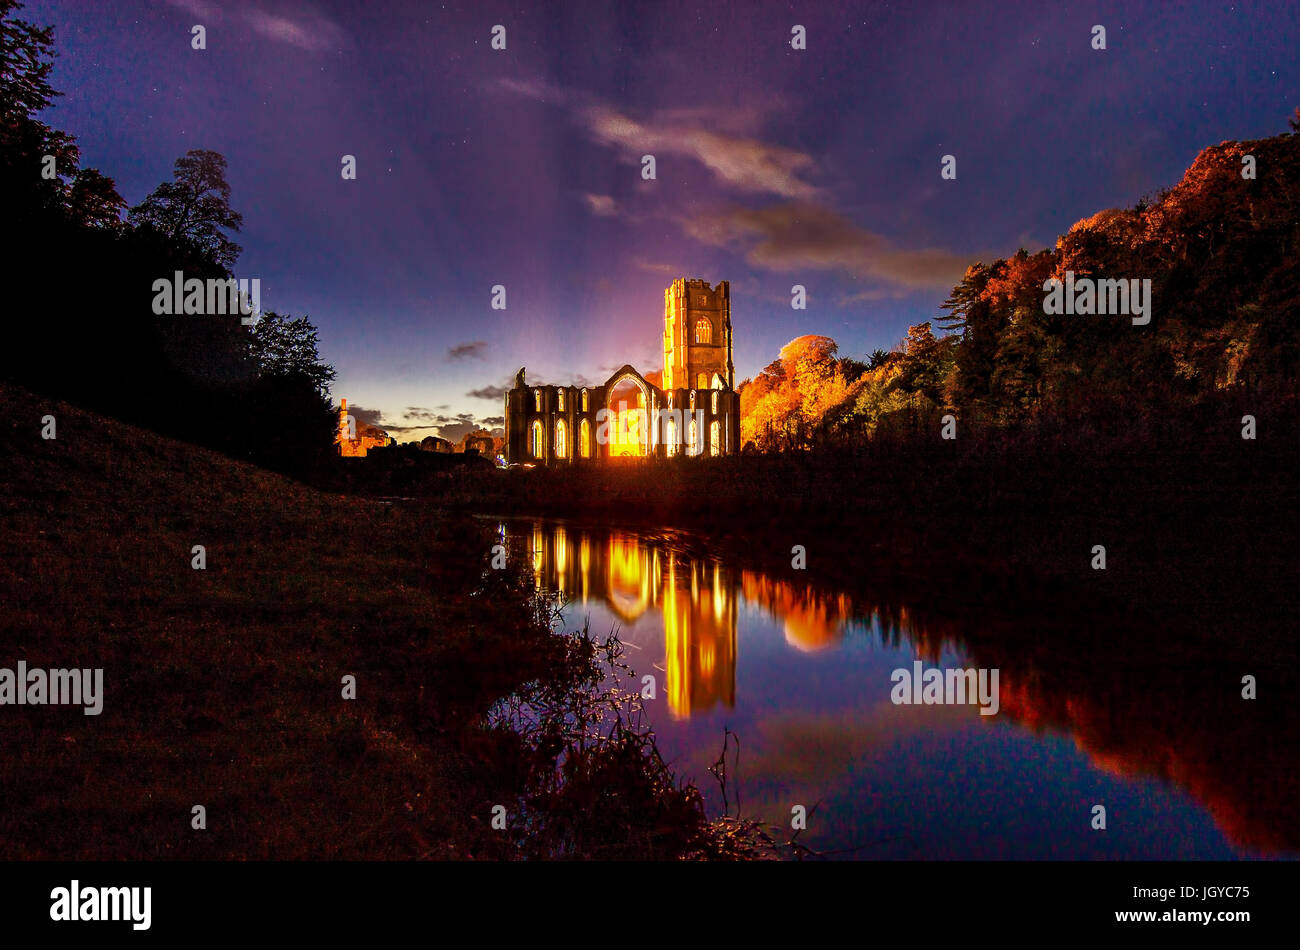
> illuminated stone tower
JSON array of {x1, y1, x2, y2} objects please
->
[{"x1": 663, "y1": 278, "x2": 733, "y2": 391}]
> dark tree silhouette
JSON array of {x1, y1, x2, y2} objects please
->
[
  {"x1": 0, "y1": 0, "x2": 101, "y2": 221},
  {"x1": 0, "y1": 0, "x2": 58, "y2": 118},
  {"x1": 129, "y1": 149, "x2": 244, "y2": 271},
  {"x1": 249, "y1": 311, "x2": 337, "y2": 395},
  {"x1": 67, "y1": 167, "x2": 126, "y2": 228}
]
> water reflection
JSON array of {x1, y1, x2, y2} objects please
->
[
  {"x1": 526, "y1": 522, "x2": 737, "y2": 717},
  {"x1": 505, "y1": 518, "x2": 1298, "y2": 858}
]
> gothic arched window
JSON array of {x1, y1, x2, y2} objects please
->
[
  {"x1": 579, "y1": 419, "x2": 591, "y2": 458},
  {"x1": 534, "y1": 389, "x2": 542, "y2": 410},
  {"x1": 581, "y1": 389, "x2": 588, "y2": 411},
  {"x1": 555, "y1": 420, "x2": 568, "y2": 458},
  {"x1": 531, "y1": 421, "x2": 543, "y2": 458},
  {"x1": 694, "y1": 317, "x2": 712, "y2": 344},
  {"x1": 710, "y1": 420, "x2": 721, "y2": 456}
]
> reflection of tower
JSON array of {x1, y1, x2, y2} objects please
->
[
  {"x1": 517, "y1": 522, "x2": 738, "y2": 719},
  {"x1": 663, "y1": 555, "x2": 738, "y2": 719}
]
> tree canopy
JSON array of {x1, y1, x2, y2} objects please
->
[
  {"x1": 741, "y1": 117, "x2": 1300, "y2": 451},
  {"x1": 129, "y1": 149, "x2": 244, "y2": 271}
]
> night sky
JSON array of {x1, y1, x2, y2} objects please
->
[{"x1": 27, "y1": 0, "x2": 1299, "y2": 441}]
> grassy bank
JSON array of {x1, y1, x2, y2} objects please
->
[{"x1": 0, "y1": 382, "x2": 748, "y2": 859}]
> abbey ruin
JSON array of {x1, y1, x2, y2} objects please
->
[{"x1": 505, "y1": 278, "x2": 741, "y2": 463}]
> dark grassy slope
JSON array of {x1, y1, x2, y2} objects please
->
[
  {"x1": 0, "y1": 381, "x2": 520, "y2": 857},
  {"x1": 0, "y1": 382, "x2": 738, "y2": 859}
]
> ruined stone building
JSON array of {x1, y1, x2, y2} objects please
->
[
  {"x1": 335, "y1": 399, "x2": 392, "y2": 457},
  {"x1": 505, "y1": 278, "x2": 741, "y2": 463},
  {"x1": 458, "y1": 432, "x2": 496, "y2": 457}
]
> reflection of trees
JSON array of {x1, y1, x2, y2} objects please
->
[
  {"x1": 741, "y1": 573, "x2": 853, "y2": 653},
  {"x1": 974, "y1": 628, "x2": 1299, "y2": 855},
  {"x1": 851, "y1": 582, "x2": 1298, "y2": 855},
  {"x1": 515, "y1": 520, "x2": 1298, "y2": 854},
  {"x1": 859, "y1": 590, "x2": 1298, "y2": 855}
]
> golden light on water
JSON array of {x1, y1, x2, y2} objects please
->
[{"x1": 517, "y1": 523, "x2": 851, "y2": 718}]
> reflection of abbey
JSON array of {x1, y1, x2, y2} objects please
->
[
  {"x1": 519, "y1": 521, "x2": 738, "y2": 718},
  {"x1": 515, "y1": 520, "x2": 861, "y2": 718},
  {"x1": 505, "y1": 278, "x2": 741, "y2": 463}
]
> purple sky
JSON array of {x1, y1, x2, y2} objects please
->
[{"x1": 27, "y1": 0, "x2": 1299, "y2": 441}]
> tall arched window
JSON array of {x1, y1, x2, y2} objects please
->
[
  {"x1": 558, "y1": 390, "x2": 565, "y2": 411},
  {"x1": 710, "y1": 421, "x2": 720, "y2": 456},
  {"x1": 688, "y1": 418, "x2": 699, "y2": 454},
  {"x1": 666, "y1": 417, "x2": 677, "y2": 457},
  {"x1": 531, "y1": 420, "x2": 543, "y2": 458},
  {"x1": 694, "y1": 317, "x2": 712, "y2": 344},
  {"x1": 555, "y1": 420, "x2": 568, "y2": 458},
  {"x1": 534, "y1": 389, "x2": 542, "y2": 410},
  {"x1": 711, "y1": 391, "x2": 719, "y2": 414},
  {"x1": 689, "y1": 390, "x2": 696, "y2": 410},
  {"x1": 579, "y1": 419, "x2": 591, "y2": 458},
  {"x1": 581, "y1": 389, "x2": 588, "y2": 411}
]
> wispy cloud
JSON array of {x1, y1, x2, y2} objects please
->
[
  {"x1": 341, "y1": 403, "x2": 384, "y2": 426},
  {"x1": 163, "y1": 0, "x2": 219, "y2": 17},
  {"x1": 498, "y1": 79, "x2": 818, "y2": 200},
  {"x1": 447, "y1": 341, "x2": 488, "y2": 361},
  {"x1": 165, "y1": 1, "x2": 347, "y2": 51},
  {"x1": 497, "y1": 77, "x2": 975, "y2": 291},
  {"x1": 434, "y1": 421, "x2": 492, "y2": 442},
  {"x1": 634, "y1": 258, "x2": 680, "y2": 275},
  {"x1": 246, "y1": 7, "x2": 346, "y2": 51},
  {"x1": 402, "y1": 406, "x2": 455, "y2": 422},
  {"x1": 584, "y1": 194, "x2": 618, "y2": 217},
  {"x1": 584, "y1": 105, "x2": 818, "y2": 200},
  {"x1": 682, "y1": 202, "x2": 973, "y2": 291},
  {"x1": 467, "y1": 384, "x2": 509, "y2": 400}
]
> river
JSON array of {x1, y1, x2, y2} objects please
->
[{"x1": 497, "y1": 517, "x2": 1295, "y2": 860}]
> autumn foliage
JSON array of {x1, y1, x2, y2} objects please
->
[{"x1": 741, "y1": 124, "x2": 1300, "y2": 451}]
